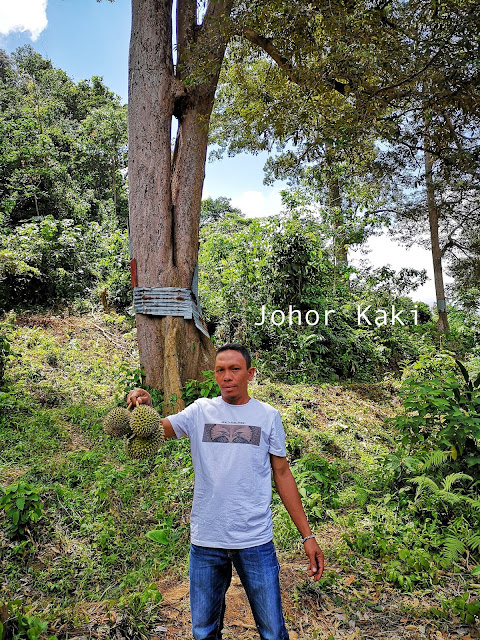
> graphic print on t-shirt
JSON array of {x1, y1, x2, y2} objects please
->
[{"x1": 202, "y1": 423, "x2": 261, "y2": 445}]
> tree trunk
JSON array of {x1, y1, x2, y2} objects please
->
[
  {"x1": 325, "y1": 148, "x2": 348, "y2": 269},
  {"x1": 424, "y1": 147, "x2": 449, "y2": 333},
  {"x1": 328, "y1": 175, "x2": 348, "y2": 267},
  {"x1": 112, "y1": 151, "x2": 117, "y2": 215},
  {"x1": 128, "y1": 0, "x2": 231, "y2": 412}
]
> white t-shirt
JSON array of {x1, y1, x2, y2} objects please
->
[{"x1": 167, "y1": 396, "x2": 287, "y2": 549}]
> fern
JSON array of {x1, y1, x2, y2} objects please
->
[
  {"x1": 409, "y1": 474, "x2": 479, "y2": 512},
  {"x1": 420, "y1": 449, "x2": 451, "y2": 473},
  {"x1": 443, "y1": 531, "x2": 480, "y2": 563},
  {"x1": 466, "y1": 533, "x2": 480, "y2": 552},
  {"x1": 442, "y1": 473, "x2": 473, "y2": 492},
  {"x1": 437, "y1": 489, "x2": 464, "y2": 506},
  {"x1": 409, "y1": 475, "x2": 439, "y2": 498},
  {"x1": 464, "y1": 495, "x2": 480, "y2": 511},
  {"x1": 443, "y1": 536, "x2": 466, "y2": 562}
]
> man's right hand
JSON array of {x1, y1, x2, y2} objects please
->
[{"x1": 126, "y1": 387, "x2": 153, "y2": 407}]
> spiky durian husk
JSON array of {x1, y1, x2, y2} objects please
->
[
  {"x1": 124, "y1": 430, "x2": 163, "y2": 460},
  {"x1": 130, "y1": 404, "x2": 161, "y2": 437},
  {"x1": 103, "y1": 407, "x2": 132, "y2": 437}
]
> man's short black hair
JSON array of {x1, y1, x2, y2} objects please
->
[{"x1": 215, "y1": 343, "x2": 252, "y2": 369}]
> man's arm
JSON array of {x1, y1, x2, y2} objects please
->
[
  {"x1": 271, "y1": 454, "x2": 324, "y2": 581},
  {"x1": 126, "y1": 387, "x2": 176, "y2": 439}
]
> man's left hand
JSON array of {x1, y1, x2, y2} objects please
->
[{"x1": 304, "y1": 538, "x2": 324, "y2": 581}]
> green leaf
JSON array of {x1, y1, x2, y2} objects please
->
[
  {"x1": 473, "y1": 371, "x2": 480, "y2": 389},
  {"x1": 466, "y1": 602, "x2": 480, "y2": 615},
  {"x1": 456, "y1": 360, "x2": 470, "y2": 385},
  {"x1": 146, "y1": 530, "x2": 170, "y2": 544},
  {"x1": 471, "y1": 565, "x2": 480, "y2": 576},
  {"x1": 16, "y1": 497, "x2": 26, "y2": 510}
]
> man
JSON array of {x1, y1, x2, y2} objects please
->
[{"x1": 127, "y1": 343, "x2": 324, "y2": 640}]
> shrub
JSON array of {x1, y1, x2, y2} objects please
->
[
  {"x1": 0, "y1": 323, "x2": 13, "y2": 387},
  {"x1": 291, "y1": 453, "x2": 340, "y2": 521},
  {"x1": 0, "y1": 482, "x2": 44, "y2": 538},
  {"x1": 393, "y1": 357, "x2": 480, "y2": 469},
  {"x1": 182, "y1": 371, "x2": 220, "y2": 406}
]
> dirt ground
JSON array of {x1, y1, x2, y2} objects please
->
[
  {"x1": 152, "y1": 557, "x2": 480, "y2": 640},
  {"x1": 36, "y1": 545, "x2": 480, "y2": 640}
]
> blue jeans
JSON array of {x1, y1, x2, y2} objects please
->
[{"x1": 189, "y1": 541, "x2": 289, "y2": 640}]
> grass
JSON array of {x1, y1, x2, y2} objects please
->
[{"x1": 0, "y1": 311, "x2": 479, "y2": 639}]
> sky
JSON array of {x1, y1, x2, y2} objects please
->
[{"x1": 0, "y1": 0, "x2": 442, "y2": 304}]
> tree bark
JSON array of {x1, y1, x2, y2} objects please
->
[
  {"x1": 424, "y1": 146, "x2": 449, "y2": 333},
  {"x1": 128, "y1": 0, "x2": 233, "y2": 412},
  {"x1": 328, "y1": 175, "x2": 348, "y2": 267},
  {"x1": 325, "y1": 149, "x2": 348, "y2": 269}
]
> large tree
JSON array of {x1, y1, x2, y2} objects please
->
[
  {"x1": 210, "y1": 0, "x2": 480, "y2": 333},
  {"x1": 127, "y1": 0, "x2": 480, "y2": 407},
  {"x1": 0, "y1": 46, "x2": 127, "y2": 227},
  {"x1": 0, "y1": 46, "x2": 129, "y2": 308},
  {"x1": 128, "y1": 0, "x2": 234, "y2": 411},
  {"x1": 127, "y1": 0, "x2": 400, "y2": 407}
]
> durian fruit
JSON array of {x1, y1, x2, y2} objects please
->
[
  {"x1": 130, "y1": 404, "x2": 161, "y2": 437},
  {"x1": 124, "y1": 430, "x2": 164, "y2": 460},
  {"x1": 103, "y1": 407, "x2": 132, "y2": 437}
]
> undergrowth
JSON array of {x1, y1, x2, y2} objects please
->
[{"x1": 1, "y1": 312, "x2": 479, "y2": 637}]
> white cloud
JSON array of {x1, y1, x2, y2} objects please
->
[
  {"x1": 351, "y1": 234, "x2": 452, "y2": 306},
  {"x1": 231, "y1": 190, "x2": 282, "y2": 219},
  {"x1": 0, "y1": 0, "x2": 48, "y2": 41}
]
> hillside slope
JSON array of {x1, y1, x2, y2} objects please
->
[{"x1": 0, "y1": 313, "x2": 478, "y2": 639}]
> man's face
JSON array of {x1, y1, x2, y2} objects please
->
[{"x1": 214, "y1": 350, "x2": 255, "y2": 405}]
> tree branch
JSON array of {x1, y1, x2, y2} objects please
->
[
  {"x1": 240, "y1": 27, "x2": 300, "y2": 83},
  {"x1": 368, "y1": 45, "x2": 446, "y2": 99},
  {"x1": 240, "y1": 26, "x2": 350, "y2": 95},
  {"x1": 441, "y1": 225, "x2": 470, "y2": 257},
  {"x1": 442, "y1": 112, "x2": 465, "y2": 151},
  {"x1": 177, "y1": 0, "x2": 197, "y2": 67},
  {"x1": 196, "y1": 0, "x2": 236, "y2": 84}
]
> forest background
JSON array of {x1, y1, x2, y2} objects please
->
[{"x1": 1, "y1": 0, "x2": 480, "y2": 638}]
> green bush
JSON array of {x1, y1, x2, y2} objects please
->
[
  {"x1": 199, "y1": 210, "x2": 431, "y2": 383},
  {"x1": 291, "y1": 453, "x2": 340, "y2": 521},
  {"x1": 0, "y1": 599, "x2": 56, "y2": 640},
  {"x1": 96, "y1": 227, "x2": 131, "y2": 310},
  {"x1": 393, "y1": 357, "x2": 480, "y2": 467},
  {"x1": 182, "y1": 371, "x2": 220, "y2": 406},
  {"x1": 0, "y1": 482, "x2": 44, "y2": 538},
  {"x1": 431, "y1": 593, "x2": 480, "y2": 625},
  {"x1": 0, "y1": 217, "x2": 97, "y2": 308},
  {"x1": 378, "y1": 354, "x2": 480, "y2": 575},
  {"x1": 0, "y1": 322, "x2": 14, "y2": 387}
]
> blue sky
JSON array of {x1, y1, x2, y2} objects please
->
[
  {"x1": 0, "y1": 0, "x2": 284, "y2": 212},
  {"x1": 0, "y1": 0, "x2": 439, "y2": 303}
]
